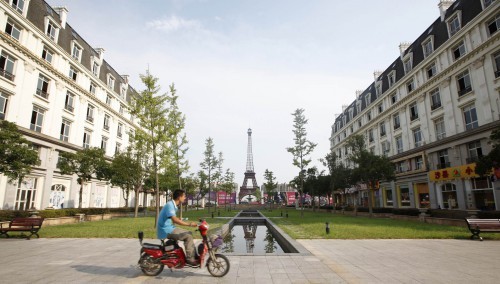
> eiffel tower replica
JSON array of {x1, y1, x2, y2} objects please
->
[{"x1": 239, "y1": 128, "x2": 259, "y2": 202}]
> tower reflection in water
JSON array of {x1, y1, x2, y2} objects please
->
[{"x1": 221, "y1": 223, "x2": 283, "y2": 254}]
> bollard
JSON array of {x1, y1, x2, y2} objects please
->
[
  {"x1": 211, "y1": 212, "x2": 214, "y2": 219},
  {"x1": 280, "y1": 210, "x2": 283, "y2": 217},
  {"x1": 325, "y1": 222, "x2": 330, "y2": 234}
]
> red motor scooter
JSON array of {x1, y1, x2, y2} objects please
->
[{"x1": 137, "y1": 219, "x2": 230, "y2": 277}]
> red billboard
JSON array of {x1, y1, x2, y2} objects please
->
[
  {"x1": 217, "y1": 191, "x2": 235, "y2": 205},
  {"x1": 286, "y1": 192, "x2": 296, "y2": 205}
]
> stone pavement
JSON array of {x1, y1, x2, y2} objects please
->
[{"x1": 0, "y1": 238, "x2": 499, "y2": 283}]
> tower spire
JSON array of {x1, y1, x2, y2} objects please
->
[
  {"x1": 240, "y1": 128, "x2": 259, "y2": 203},
  {"x1": 246, "y1": 128, "x2": 254, "y2": 172}
]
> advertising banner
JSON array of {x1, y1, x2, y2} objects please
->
[
  {"x1": 429, "y1": 163, "x2": 478, "y2": 182},
  {"x1": 286, "y1": 192, "x2": 296, "y2": 205},
  {"x1": 217, "y1": 191, "x2": 236, "y2": 205}
]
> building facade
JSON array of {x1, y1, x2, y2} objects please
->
[
  {"x1": 0, "y1": 0, "x2": 155, "y2": 210},
  {"x1": 330, "y1": 0, "x2": 500, "y2": 210}
]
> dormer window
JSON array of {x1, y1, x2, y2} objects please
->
[
  {"x1": 448, "y1": 13, "x2": 461, "y2": 37},
  {"x1": 92, "y1": 61, "x2": 99, "y2": 76},
  {"x1": 356, "y1": 101, "x2": 361, "y2": 113},
  {"x1": 422, "y1": 38, "x2": 434, "y2": 58},
  {"x1": 348, "y1": 108, "x2": 353, "y2": 120},
  {"x1": 365, "y1": 94, "x2": 371, "y2": 106},
  {"x1": 120, "y1": 87, "x2": 126, "y2": 98},
  {"x1": 342, "y1": 115, "x2": 346, "y2": 125},
  {"x1": 71, "y1": 41, "x2": 83, "y2": 62},
  {"x1": 11, "y1": 0, "x2": 25, "y2": 14},
  {"x1": 388, "y1": 71, "x2": 396, "y2": 88},
  {"x1": 403, "y1": 56, "x2": 412, "y2": 74},
  {"x1": 487, "y1": 14, "x2": 500, "y2": 37},
  {"x1": 107, "y1": 75, "x2": 115, "y2": 90},
  {"x1": 46, "y1": 21, "x2": 57, "y2": 40},
  {"x1": 5, "y1": 19, "x2": 21, "y2": 41},
  {"x1": 375, "y1": 82, "x2": 382, "y2": 97}
]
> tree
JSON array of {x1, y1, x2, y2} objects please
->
[
  {"x1": 58, "y1": 147, "x2": 110, "y2": 208},
  {"x1": 476, "y1": 128, "x2": 500, "y2": 176},
  {"x1": 200, "y1": 138, "x2": 218, "y2": 212},
  {"x1": 219, "y1": 169, "x2": 235, "y2": 210},
  {"x1": 0, "y1": 121, "x2": 40, "y2": 184},
  {"x1": 130, "y1": 70, "x2": 169, "y2": 227},
  {"x1": 286, "y1": 108, "x2": 317, "y2": 216},
  {"x1": 322, "y1": 151, "x2": 353, "y2": 208},
  {"x1": 110, "y1": 148, "x2": 141, "y2": 207},
  {"x1": 263, "y1": 169, "x2": 277, "y2": 208},
  {"x1": 346, "y1": 134, "x2": 395, "y2": 216}
]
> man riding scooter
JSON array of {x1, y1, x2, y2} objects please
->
[{"x1": 157, "y1": 189, "x2": 199, "y2": 266}]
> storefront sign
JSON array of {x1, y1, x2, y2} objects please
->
[{"x1": 429, "y1": 163, "x2": 478, "y2": 182}]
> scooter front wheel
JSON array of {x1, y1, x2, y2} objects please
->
[
  {"x1": 139, "y1": 252, "x2": 164, "y2": 276},
  {"x1": 206, "y1": 253, "x2": 230, "y2": 277}
]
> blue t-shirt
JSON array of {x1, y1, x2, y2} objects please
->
[{"x1": 157, "y1": 200, "x2": 177, "y2": 239}]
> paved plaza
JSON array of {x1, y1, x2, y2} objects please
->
[{"x1": 0, "y1": 238, "x2": 499, "y2": 283}]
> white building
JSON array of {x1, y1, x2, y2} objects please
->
[
  {"x1": 0, "y1": 0, "x2": 156, "y2": 210},
  {"x1": 330, "y1": 0, "x2": 500, "y2": 210}
]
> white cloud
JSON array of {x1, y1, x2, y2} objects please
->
[{"x1": 146, "y1": 15, "x2": 202, "y2": 33}]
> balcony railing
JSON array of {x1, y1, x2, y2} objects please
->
[
  {"x1": 86, "y1": 116, "x2": 94, "y2": 123},
  {"x1": 431, "y1": 102, "x2": 442, "y2": 110},
  {"x1": 458, "y1": 86, "x2": 472, "y2": 97},
  {"x1": 64, "y1": 104, "x2": 74, "y2": 112},
  {"x1": 103, "y1": 125, "x2": 110, "y2": 131},
  {"x1": 36, "y1": 88, "x2": 49, "y2": 99},
  {"x1": 0, "y1": 69, "x2": 15, "y2": 81},
  {"x1": 437, "y1": 162, "x2": 451, "y2": 169},
  {"x1": 410, "y1": 115, "x2": 419, "y2": 121},
  {"x1": 394, "y1": 123, "x2": 400, "y2": 130},
  {"x1": 117, "y1": 132, "x2": 122, "y2": 138}
]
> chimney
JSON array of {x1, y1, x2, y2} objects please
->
[
  {"x1": 342, "y1": 105, "x2": 348, "y2": 112},
  {"x1": 121, "y1": 75, "x2": 129, "y2": 84},
  {"x1": 95, "y1": 48, "x2": 105, "y2": 60},
  {"x1": 399, "y1": 42, "x2": 411, "y2": 58},
  {"x1": 53, "y1": 6, "x2": 68, "y2": 29},
  {"x1": 438, "y1": 0, "x2": 455, "y2": 21},
  {"x1": 373, "y1": 70, "x2": 382, "y2": 81},
  {"x1": 355, "y1": 90, "x2": 363, "y2": 99}
]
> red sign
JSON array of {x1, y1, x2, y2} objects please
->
[
  {"x1": 286, "y1": 192, "x2": 296, "y2": 205},
  {"x1": 216, "y1": 191, "x2": 235, "y2": 205}
]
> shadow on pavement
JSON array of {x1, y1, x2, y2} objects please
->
[{"x1": 70, "y1": 265, "x2": 204, "y2": 279}]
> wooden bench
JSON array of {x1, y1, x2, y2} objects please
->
[
  {"x1": 465, "y1": 218, "x2": 500, "y2": 241},
  {"x1": 0, "y1": 217, "x2": 44, "y2": 240}
]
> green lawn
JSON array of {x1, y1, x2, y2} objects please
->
[
  {"x1": 36, "y1": 208, "x2": 236, "y2": 239},
  {"x1": 262, "y1": 209, "x2": 500, "y2": 240}
]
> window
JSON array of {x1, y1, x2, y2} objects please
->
[
  {"x1": 117, "y1": 123, "x2": 123, "y2": 138},
  {"x1": 101, "y1": 136, "x2": 108, "y2": 151},
  {"x1": 404, "y1": 58, "x2": 412, "y2": 74},
  {"x1": 356, "y1": 102, "x2": 361, "y2": 113},
  {"x1": 342, "y1": 115, "x2": 346, "y2": 125},
  {"x1": 423, "y1": 38, "x2": 433, "y2": 58},
  {"x1": 463, "y1": 105, "x2": 478, "y2": 130},
  {"x1": 388, "y1": 72, "x2": 395, "y2": 88},
  {"x1": 365, "y1": 94, "x2": 371, "y2": 106},
  {"x1": 413, "y1": 127, "x2": 423, "y2": 147},
  {"x1": 452, "y1": 41, "x2": 466, "y2": 60},
  {"x1": 0, "y1": 92, "x2": 8, "y2": 120},
  {"x1": 430, "y1": 89, "x2": 441, "y2": 110},
  {"x1": 86, "y1": 105, "x2": 95, "y2": 122},
  {"x1": 393, "y1": 114, "x2": 400, "y2": 130},
  {"x1": 368, "y1": 129, "x2": 374, "y2": 142},
  {"x1": 103, "y1": 114, "x2": 110, "y2": 131},
  {"x1": 11, "y1": 0, "x2": 25, "y2": 13},
  {"x1": 434, "y1": 117, "x2": 446, "y2": 140},
  {"x1": 437, "y1": 149, "x2": 450, "y2": 169},
  {"x1": 46, "y1": 21, "x2": 57, "y2": 40},
  {"x1": 348, "y1": 108, "x2": 353, "y2": 120},
  {"x1": 92, "y1": 62, "x2": 99, "y2": 76},
  {"x1": 415, "y1": 156, "x2": 423, "y2": 170},
  {"x1": 15, "y1": 177, "x2": 38, "y2": 211},
  {"x1": 468, "y1": 141, "x2": 483, "y2": 163},
  {"x1": 483, "y1": 0, "x2": 495, "y2": 8},
  {"x1": 83, "y1": 131, "x2": 91, "y2": 149},
  {"x1": 380, "y1": 123, "x2": 386, "y2": 137},
  {"x1": 64, "y1": 92, "x2": 74, "y2": 112},
  {"x1": 357, "y1": 119, "x2": 362, "y2": 128},
  {"x1": 69, "y1": 66, "x2": 78, "y2": 81},
  {"x1": 41, "y1": 47, "x2": 53, "y2": 63},
  {"x1": 350, "y1": 125, "x2": 353, "y2": 133},
  {"x1": 457, "y1": 70, "x2": 472, "y2": 96},
  {"x1": 367, "y1": 111, "x2": 372, "y2": 121},
  {"x1": 409, "y1": 102, "x2": 418, "y2": 121},
  {"x1": 120, "y1": 87, "x2": 126, "y2": 98},
  {"x1": 494, "y1": 52, "x2": 500, "y2": 78},
  {"x1": 400, "y1": 187, "x2": 411, "y2": 206},
  {"x1": 385, "y1": 188, "x2": 393, "y2": 206},
  {"x1": 0, "y1": 52, "x2": 16, "y2": 81},
  {"x1": 89, "y1": 83, "x2": 96, "y2": 95},
  {"x1": 36, "y1": 74, "x2": 50, "y2": 99},
  {"x1": 71, "y1": 44, "x2": 81, "y2": 60},
  {"x1": 106, "y1": 94, "x2": 112, "y2": 105},
  {"x1": 426, "y1": 63, "x2": 437, "y2": 79},
  {"x1": 391, "y1": 93, "x2": 398, "y2": 104},
  {"x1": 406, "y1": 80, "x2": 415, "y2": 93},
  {"x1": 381, "y1": 141, "x2": 390, "y2": 156},
  {"x1": 60, "y1": 119, "x2": 70, "y2": 142},
  {"x1": 378, "y1": 103, "x2": 384, "y2": 114},
  {"x1": 107, "y1": 76, "x2": 115, "y2": 89},
  {"x1": 376, "y1": 83, "x2": 382, "y2": 97},
  {"x1": 396, "y1": 136, "x2": 403, "y2": 154},
  {"x1": 5, "y1": 20, "x2": 21, "y2": 41},
  {"x1": 448, "y1": 14, "x2": 461, "y2": 36},
  {"x1": 115, "y1": 143, "x2": 121, "y2": 155},
  {"x1": 487, "y1": 14, "x2": 500, "y2": 36},
  {"x1": 30, "y1": 106, "x2": 44, "y2": 132},
  {"x1": 396, "y1": 161, "x2": 406, "y2": 173},
  {"x1": 119, "y1": 104, "x2": 124, "y2": 115}
]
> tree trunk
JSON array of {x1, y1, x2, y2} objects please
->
[
  {"x1": 123, "y1": 188, "x2": 130, "y2": 207},
  {"x1": 78, "y1": 181, "x2": 84, "y2": 208},
  {"x1": 134, "y1": 185, "x2": 140, "y2": 218}
]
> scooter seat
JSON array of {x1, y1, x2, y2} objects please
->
[{"x1": 142, "y1": 243, "x2": 162, "y2": 250}]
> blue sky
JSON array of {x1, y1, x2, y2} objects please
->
[{"x1": 47, "y1": 0, "x2": 439, "y2": 184}]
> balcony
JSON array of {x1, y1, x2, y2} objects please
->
[
  {"x1": 0, "y1": 69, "x2": 15, "y2": 81},
  {"x1": 86, "y1": 116, "x2": 94, "y2": 123},
  {"x1": 64, "y1": 104, "x2": 74, "y2": 112},
  {"x1": 117, "y1": 132, "x2": 122, "y2": 138},
  {"x1": 103, "y1": 125, "x2": 110, "y2": 131},
  {"x1": 437, "y1": 162, "x2": 451, "y2": 169},
  {"x1": 410, "y1": 115, "x2": 419, "y2": 121},
  {"x1": 458, "y1": 86, "x2": 472, "y2": 97},
  {"x1": 36, "y1": 88, "x2": 49, "y2": 100},
  {"x1": 431, "y1": 102, "x2": 442, "y2": 111},
  {"x1": 394, "y1": 123, "x2": 401, "y2": 130}
]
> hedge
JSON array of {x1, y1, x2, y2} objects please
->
[{"x1": 0, "y1": 207, "x2": 146, "y2": 221}]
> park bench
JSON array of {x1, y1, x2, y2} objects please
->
[
  {"x1": 465, "y1": 218, "x2": 500, "y2": 241},
  {"x1": 0, "y1": 217, "x2": 44, "y2": 240}
]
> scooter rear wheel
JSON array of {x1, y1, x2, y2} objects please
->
[
  {"x1": 139, "y1": 252, "x2": 164, "y2": 276},
  {"x1": 206, "y1": 254, "x2": 230, "y2": 277}
]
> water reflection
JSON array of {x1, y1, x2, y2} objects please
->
[{"x1": 221, "y1": 224, "x2": 284, "y2": 254}]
